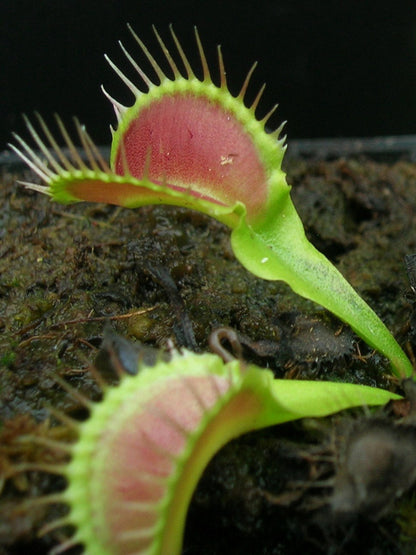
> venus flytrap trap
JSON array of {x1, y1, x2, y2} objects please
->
[
  {"x1": 19, "y1": 347, "x2": 399, "y2": 554},
  {"x1": 9, "y1": 25, "x2": 413, "y2": 379}
]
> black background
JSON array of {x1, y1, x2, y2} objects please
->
[{"x1": 2, "y1": 0, "x2": 416, "y2": 149}]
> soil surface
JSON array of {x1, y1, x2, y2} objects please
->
[{"x1": 1, "y1": 152, "x2": 416, "y2": 554}]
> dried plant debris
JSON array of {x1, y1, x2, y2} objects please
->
[
  {"x1": 93, "y1": 324, "x2": 168, "y2": 379},
  {"x1": 330, "y1": 418, "x2": 416, "y2": 521},
  {"x1": 278, "y1": 313, "x2": 355, "y2": 368}
]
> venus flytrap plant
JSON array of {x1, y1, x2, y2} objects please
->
[
  {"x1": 21, "y1": 347, "x2": 399, "y2": 554},
  {"x1": 9, "y1": 26, "x2": 413, "y2": 378}
]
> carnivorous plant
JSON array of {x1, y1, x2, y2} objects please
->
[{"x1": 9, "y1": 26, "x2": 413, "y2": 378}]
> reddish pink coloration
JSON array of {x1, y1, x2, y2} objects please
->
[
  {"x1": 97, "y1": 373, "x2": 231, "y2": 552},
  {"x1": 114, "y1": 94, "x2": 268, "y2": 215},
  {"x1": 67, "y1": 179, "x2": 173, "y2": 207}
]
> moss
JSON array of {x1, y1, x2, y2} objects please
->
[{"x1": 1, "y1": 154, "x2": 415, "y2": 553}]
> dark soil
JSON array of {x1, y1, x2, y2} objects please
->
[{"x1": 1, "y1": 153, "x2": 416, "y2": 554}]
